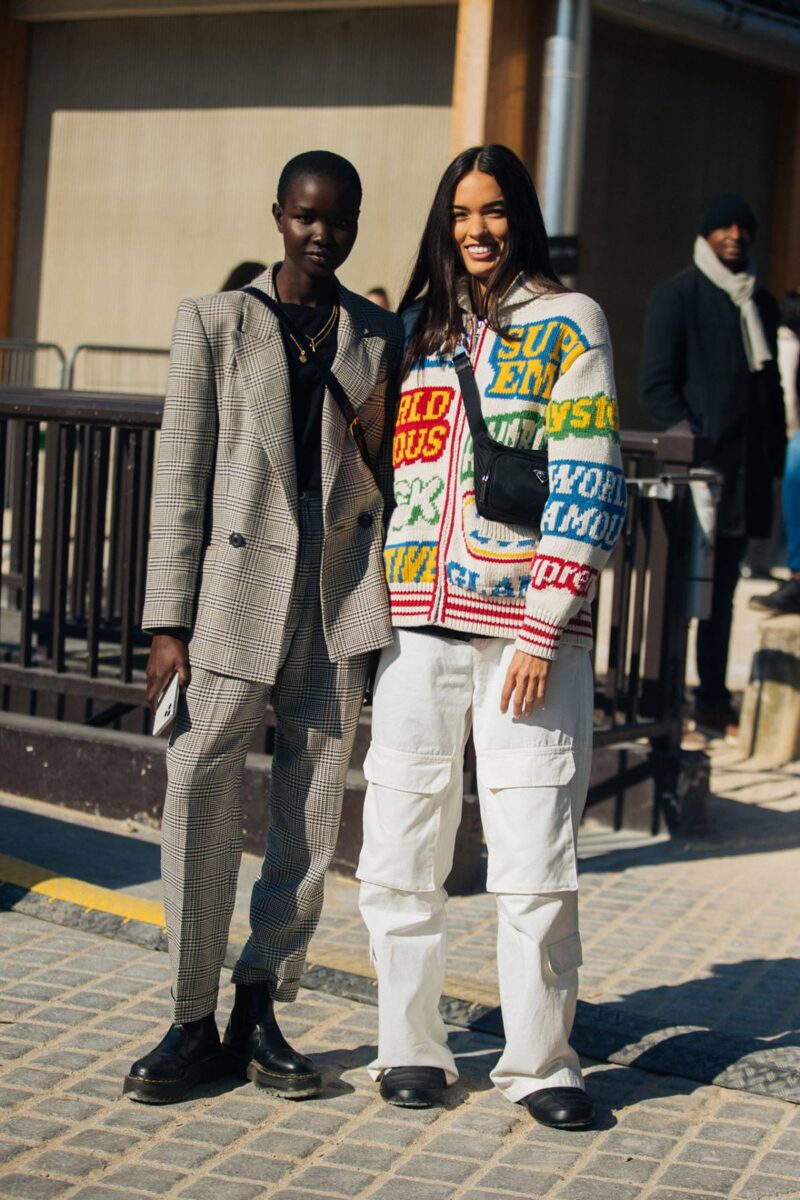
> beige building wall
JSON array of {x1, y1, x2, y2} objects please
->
[{"x1": 13, "y1": 6, "x2": 456, "y2": 358}]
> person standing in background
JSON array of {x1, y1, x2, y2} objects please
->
[
  {"x1": 751, "y1": 290, "x2": 800, "y2": 615},
  {"x1": 640, "y1": 194, "x2": 785, "y2": 737}
]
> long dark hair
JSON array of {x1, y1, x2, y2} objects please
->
[{"x1": 399, "y1": 144, "x2": 561, "y2": 371}]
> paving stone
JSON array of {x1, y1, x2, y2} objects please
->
[
  {"x1": 717, "y1": 1100, "x2": 788, "y2": 1124},
  {"x1": 500, "y1": 1141, "x2": 582, "y2": 1170},
  {"x1": 349, "y1": 1120, "x2": 421, "y2": 1149},
  {"x1": 245, "y1": 1131, "x2": 322, "y2": 1159},
  {"x1": 734, "y1": 1174, "x2": 800, "y2": 1199},
  {"x1": 369, "y1": 1182, "x2": 455, "y2": 1200},
  {"x1": 140, "y1": 1138, "x2": 219, "y2": 1170},
  {"x1": 426, "y1": 1132, "x2": 503, "y2": 1160},
  {"x1": 171, "y1": 1119, "x2": 247, "y2": 1147},
  {"x1": 476, "y1": 1164, "x2": 563, "y2": 1195},
  {"x1": 0, "y1": 1038, "x2": 36, "y2": 1060},
  {"x1": 32, "y1": 1097, "x2": 104, "y2": 1123},
  {"x1": 757, "y1": 1150, "x2": 800, "y2": 1177},
  {"x1": 399, "y1": 1152, "x2": 479, "y2": 1185},
  {"x1": 695, "y1": 1121, "x2": 770, "y2": 1147},
  {"x1": 69, "y1": 991, "x2": 125, "y2": 1012},
  {"x1": 101, "y1": 1164, "x2": 186, "y2": 1193},
  {"x1": 677, "y1": 1139, "x2": 757, "y2": 1170},
  {"x1": 659, "y1": 1162, "x2": 742, "y2": 1194},
  {"x1": 178, "y1": 1183, "x2": 276, "y2": 1200},
  {"x1": 323, "y1": 1142, "x2": 399, "y2": 1172},
  {"x1": 594, "y1": 1129, "x2": 675, "y2": 1159},
  {"x1": 29, "y1": 1149, "x2": 101, "y2": 1179},
  {"x1": 66, "y1": 1129, "x2": 140, "y2": 1155},
  {"x1": 0, "y1": 1174, "x2": 72, "y2": 1198},
  {"x1": 210, "y1": 1151, "x2": 294, "y2": 1183},
  {"x1": 578, "y1": 1151, "x2": 661, "y2": 1184},
  {"x1": 101, "y1": 1107, "x2": 176, "y2": 1133},
  {"x1": 32, "y1": 1050, "x2": 98, "y2": 1072},
  {"x1": 205, "y1": 1097, "x2": 281, "y2": 1124},
  {"x1": 71, "y1": 1187, "x2": 146, "y2": 1200},
  {"x1": 553, "y1": 1179, "x2": 642, "y2": 1200},
  {"x1": 0, "y1": 1141, "x2": 30, "y2": 1165},
  {"x1": 0, "y1": 1086, "x2": 33, "y2": 1109},
  {"x1": 276, "y1": 1110, "x2": 350, "y2": 1136},
  {"x1": 0, "y1": 1116, "x2": 68, "y2": 1142},
  {"x1": 65, "y1": 1076, "x2": 124, "y2": 1100},
  {"x1": 291, "y1": 1164, "x2": 378, "y2": 1195},
  {"x1": 775, "y1": 1131, "x2": 800, "y2": 1153}
]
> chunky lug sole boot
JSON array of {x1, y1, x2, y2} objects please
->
[
  {"x1": 223, "y1": 983, "x2": 322, "y2": 1100},
  {"x1": 123, "y1": 1014, "x2": 227, "y2": 1104}
]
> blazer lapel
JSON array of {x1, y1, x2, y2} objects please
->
[
  {"x1": 321, "y1": 288, "x2": 385, "y2": 502},
  {"x1": 231, "y1": 268, "x2": 297, "y2": 517}
]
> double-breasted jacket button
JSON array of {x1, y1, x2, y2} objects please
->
[
  {"x1": 229, "y1": 532, "x2": 246, "y2": 547},
  {"x1": 357, "y1": 512, "x2": 373, "y2": 528}
]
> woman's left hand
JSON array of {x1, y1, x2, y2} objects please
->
[{"x1": 500, "y1": 649, "x2": 551, "y2": 717}]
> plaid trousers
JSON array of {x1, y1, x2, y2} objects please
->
[{"x1": 162, "y1": 495, "x2": 370, "y2": 1022}]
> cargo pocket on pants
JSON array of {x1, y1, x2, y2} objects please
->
[
  {"x1": 478, "y1": 745, "x2": 579, "y2": 894},
  {"x1": 546, "y1": 931, "x2": 583, "y2": 979},
  {"x1": 356, "y1": 742, "x2": 455, "y2": 892}
]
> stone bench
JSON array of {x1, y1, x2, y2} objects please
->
[{"x1": 738, "y1": 614, "x2": 800, "y2": 767}]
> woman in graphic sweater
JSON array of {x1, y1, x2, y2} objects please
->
[{"x1": 356, "y1": 145, "x2": 626, "y2": 1128}]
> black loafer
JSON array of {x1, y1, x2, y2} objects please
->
[
  {"x1": 123, "y1": 1014, "x2": 227, "y2": 1104},
  {"x1": 223, "y1": 983, "x2": 321, "y2": 1100},
  {"x1": 379, "y1": 1066, "x2": 448, "y2": 1109},
  {"x1": 519, "y1": 1086, "x2": 595, "y2": 1129}
]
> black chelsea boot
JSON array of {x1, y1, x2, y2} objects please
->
[
  {"x1": 123, "y1": 1013, "x2": 226, "y2": 1104},
  {"x1": 222, "y1": 983, "x2": 322, "y2": 1099}
]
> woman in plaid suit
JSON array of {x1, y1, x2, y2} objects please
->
[{"x1": 124, "y1": 151, "x2": 403, "y2": 1105}]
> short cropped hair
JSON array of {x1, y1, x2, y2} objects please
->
[{"x1": 277, "y1": 151, "x2": 362, "y2": 207}]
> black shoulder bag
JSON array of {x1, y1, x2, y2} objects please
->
[
  {"x1": 452, "y1": 346, "x2": 549, "y2": 531},
  {"x1": 242, "y1": 285, "x2": 373, "y2": 471}
]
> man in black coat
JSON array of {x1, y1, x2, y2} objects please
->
[{"x1": 640, "y1": 194, "x2": 785, "y2": 735}]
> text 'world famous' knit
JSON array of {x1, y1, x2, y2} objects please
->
[{"x1": 385, "y1": 278, "x2": 626, "y2": 660}]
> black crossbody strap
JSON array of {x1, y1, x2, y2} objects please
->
[
  {"x1": 242, "y1": 285, "x2": 372, "y2": 471},
  {"x1": 452, "y1": 347, "x2": 488, "y2": 441}
]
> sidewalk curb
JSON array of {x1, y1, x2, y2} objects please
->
[{"x1": 2, "y1": 868, "x2": 798, "y2": 1105}]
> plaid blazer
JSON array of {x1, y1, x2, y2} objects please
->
[{"x1": 142, "y1": 266, "x2": 404, "y2": 684}]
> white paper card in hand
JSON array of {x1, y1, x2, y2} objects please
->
[{"x1": 152, "y1": 673, "x2": 181, "y2": 737}]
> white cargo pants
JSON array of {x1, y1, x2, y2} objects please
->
[{"x1": 356, "y1": 629, "x2": 594, "y2": 1104}]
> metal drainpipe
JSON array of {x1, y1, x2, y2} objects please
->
[{"x1": 535, "y1": 0, "x2": 592, "y2": 283}]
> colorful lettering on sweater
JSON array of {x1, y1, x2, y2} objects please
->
[
  {"x1": 393, "y1": 386, "x2": 453, "y2": 467},
  {"x1": 486, "y1": 319, "x2": 589, "y2": 401},
  {"x1": 385, "y1": 283, "x2": 625, "y2": 661},
  {"x1": 529, "y1": 554, "x2": 598, "y2": 597},
  {"x1": 546, "y1": 392, "x2": 620, "y2": 441}
]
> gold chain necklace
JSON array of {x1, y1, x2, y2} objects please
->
[{"x1": 287, "y1": 304, "x2": 339, "y2": 364}]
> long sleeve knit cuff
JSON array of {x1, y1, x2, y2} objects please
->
[{"x1": 515, "y1": 614, "x2": 565, "y2": 662}]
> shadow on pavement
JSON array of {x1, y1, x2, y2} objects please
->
[{"x1": 0, "y1": 800, "x2": 161, "y2": 889}]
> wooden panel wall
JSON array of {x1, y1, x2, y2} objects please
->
[{"x1": 0, "y1": 7, "x2": 30, "y2": 337}]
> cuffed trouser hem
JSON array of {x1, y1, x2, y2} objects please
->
[
  {"x1": 228, "y1": 966, "x2": 302, "y2": 1003},
  {"x1": 492, "y1": 1067, "x2": 585, "y2": 1106},
  {"x1": 172, "y1": 986, "x2": 219, "y2": 1025}
]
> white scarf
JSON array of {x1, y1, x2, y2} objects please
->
[{"x1": 693, "y1": 235, "x2": 772, "y2": 372}]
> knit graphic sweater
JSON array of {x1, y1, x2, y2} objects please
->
[{"x1": 385, "y1": 278, "x2": 625, "y2": 660}]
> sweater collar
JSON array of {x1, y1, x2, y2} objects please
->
[{"x1": 456, "y1": 272, "x2": 545, "y2": 320}]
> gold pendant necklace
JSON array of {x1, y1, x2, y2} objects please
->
[{"x1": 288, "y1": 304, "x2": 339, "y2": 363}]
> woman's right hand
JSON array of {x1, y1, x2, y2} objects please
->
[{"x1": 146, "y1": 635, "x2": 191, "y2": 713}]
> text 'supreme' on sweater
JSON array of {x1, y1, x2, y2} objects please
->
[{"x1": 385, "y1": 279, "x2": 626, "y2": 661}]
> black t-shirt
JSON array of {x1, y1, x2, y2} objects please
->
[{"x1": 279, "y1": 302, "x2": 338, "y2": 493}]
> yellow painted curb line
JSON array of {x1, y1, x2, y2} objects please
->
[{"x1": 0, "y1": 853, "x2": 167, "y2": 930}]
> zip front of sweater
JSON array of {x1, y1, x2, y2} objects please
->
[{"x1": 385, "y1": 280, "x2": 626, "y2": 660}]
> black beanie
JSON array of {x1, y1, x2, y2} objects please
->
[{"x1": 699, "y1": 193, "x2": 757, "y2": 237}]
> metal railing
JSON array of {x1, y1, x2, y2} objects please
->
[{"x1": 0, "y1": 384, "x2": 713, "y2": 823}]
